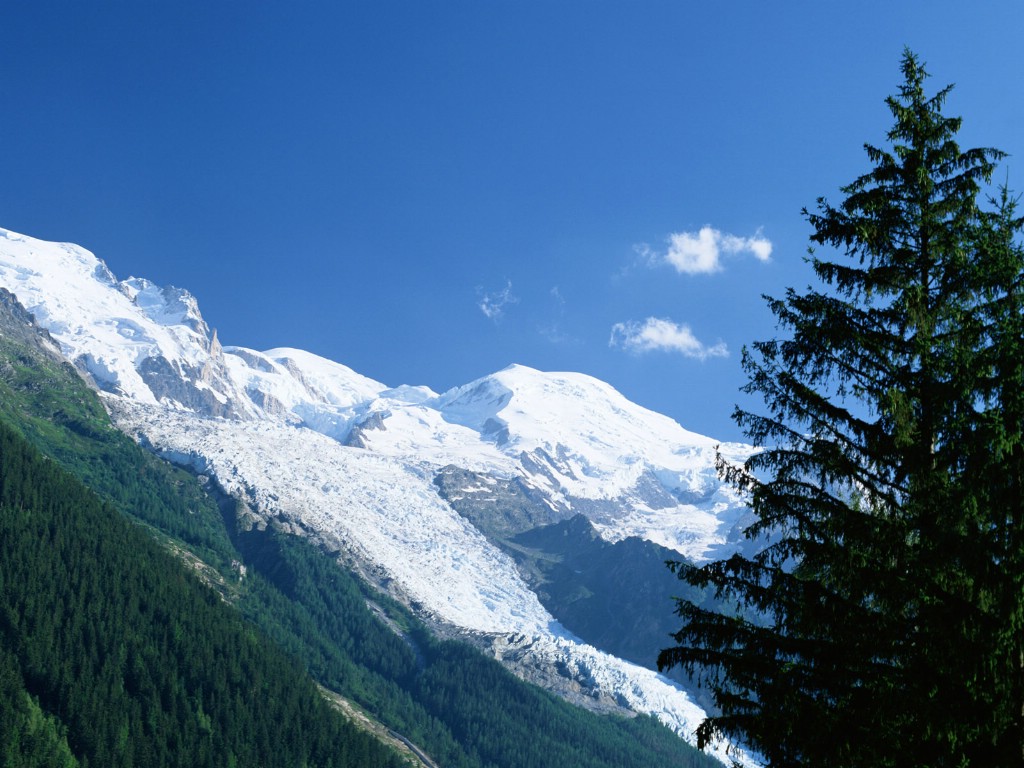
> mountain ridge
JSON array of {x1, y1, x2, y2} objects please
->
[
  {"x1": 0, "y1": 225, "x2": 754, "y2": 762},
  {"x1": 0, "y1": 286, "x2": 718, "y2": 768}
]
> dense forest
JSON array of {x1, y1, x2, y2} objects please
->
[
  {"x1": 234, "y1": 526, "x2": 715, "y2": 768},
  {"x1": 0, "y1": 291, "x2": 716, "y2": 766},
  {"x1": 0, "y1": 420, "x2": 403, "y2": 767}
]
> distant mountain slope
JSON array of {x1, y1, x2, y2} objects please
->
[
  {"x1": 0, "y1": 284, "x2": 721, "y2": 768},
  {"x1": 509, "y1": 515, "x2": 714, "y2": 674},
  {"x1": 0, "y1": 225, "x2": 753, "y2": 762}
]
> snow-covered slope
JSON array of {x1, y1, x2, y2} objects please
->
[
  {"x1": 0, "y1": 227, "x2": 251, "y2": 416},
  {"x1": 433, "y1": 364, "x2": 754, "y2": 559},
  {"x1": 114, "y1": 400, "x2": 555, "y2": 635},
  {"x1": 0, "y1": 226, "x2": 754, "y2": 760}
]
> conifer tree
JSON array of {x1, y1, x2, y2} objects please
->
[{"x1": 659, "y1": 50, "x2": 1024, "y2": 767}]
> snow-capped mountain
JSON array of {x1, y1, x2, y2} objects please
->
[{"x1": 0, "y1": 226, "x2": 755, "y2": 762}]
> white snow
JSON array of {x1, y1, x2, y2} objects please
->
[
  {"x1": 0, "y1": 227, "x2": 229, "y2": 406},
  {"x1": 436, "y1": 363, "x2": 750, "y2": 503},
  {"x1": 112, "y1": 400, "x2": 558, "y2": 635}
]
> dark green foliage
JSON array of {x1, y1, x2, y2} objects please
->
[
  {"x1": 0, "y1": 422, "x2": 403, "y2": 767},
  {"x1": 0, "y1": 645, "x2": 78, "y2": 767},
  {"x1": 235, "y1": 525, "x2": 722, "y2": 768},
  {"x1": 660, "y1": 50, "x2": 1024, "y2": 766},
  {"x1": 0, "y1": 317, "x2": 236, "y2": 567},
  {"x1": 228, "y1": 528, "x2": 467, "y2": 765},
  {"x1": 413, "y1": 638, "x2": 718, "y2": 768}
]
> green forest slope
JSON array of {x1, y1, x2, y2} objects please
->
[{"x1": 0, "y1": 420, "x2": 405, "y2": 767}]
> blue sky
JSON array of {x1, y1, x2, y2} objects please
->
[{"x1": 3, "y1": 2, "x2": 1023, "y2": 441}]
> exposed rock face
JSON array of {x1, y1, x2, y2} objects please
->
[
  {"x1": 137, "y1": 352, "x2": 247, "y2": 419},
  {"x1": 0, "y1": 290, "x2": 105, "y2": 407},
  {"x1": 433, "y1": 465, "x2": 575, "y2": 539},
  {"x1": 115, "y1": 279, "x2": 251, "y2": 418},
  {"x1": 0, "y1": 287, "x2": 66, "y2": 358},
  {"x1": 480, "y1": 633, "x2": 635, "y2": 717},
  {"x1": 344, "y1": 410, "x2": 388, "y2": 448},
  {"x1": 224, "y1": 346, "x2": 276, "y2": 373}
]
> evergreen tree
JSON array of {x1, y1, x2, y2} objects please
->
[{"x1": 659, "y1": 50, "x2": 1024, "y2": 767}]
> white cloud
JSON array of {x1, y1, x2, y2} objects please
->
[
  {"x1": 477, "y1": 280, "x2": 518, "y2": 320},
  {"x1": 654, "y1": 226, "x2": 772, "y2": 274},
  {"x1": 609, "y1": 317, "x2": 728, "y2": 360}
]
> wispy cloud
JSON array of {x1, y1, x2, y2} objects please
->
[
  {"x1": 638, "y1": 226, "x2": 772, "y2": 275},
  {"x1": 538, "y1": 286, "x2": 578, "y2": 345},
  {"x1": 477, "y1": 279, "x2": 518, "y2": 321},
  {"x1": 609, "y1": 317, "x2": 728, "y2": 360}
]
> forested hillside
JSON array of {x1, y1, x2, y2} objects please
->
[
  {"x1": 0, "y1": 290, "x2": 717, "y2": 767},
  {"x1": 0, "y1": 420, "x2": 404, "y2": 767}
]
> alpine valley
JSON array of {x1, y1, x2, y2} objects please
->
[{"x1": 0, "y1": 225, "x2": 758, "y2": 766}]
